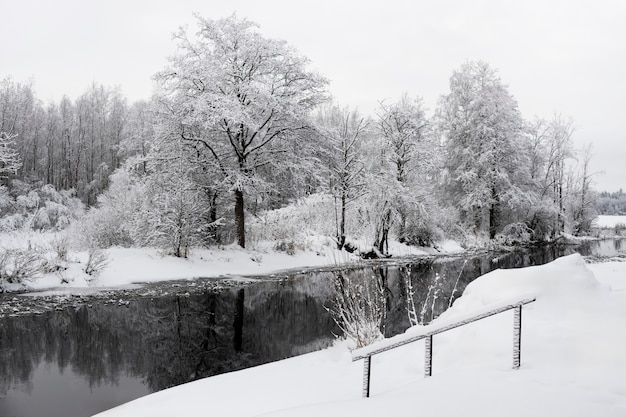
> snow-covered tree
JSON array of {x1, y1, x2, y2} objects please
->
[
  {"x1": 525, "y1": 115, "x2": 576, "y2": 239},
  {"x1": 438, "y1": 61, "x2": 531, "y2": 240},
  {"x1": 153, "y1": 14, "x2": 328, "y2": 248},
  {"x1": 545, "y1": 115, "x2": 576, "y2": 236},
  {"x1": 0, "y1": 132, "x2": 21, "y2": 181},
  {"x1": 568, "y1": 143, "x2": 597, "y2": 236},
  {"x1": 371, "y1": 95, "x2": 440, "y2": 250},
  {"x1": 315, "y1": 105, "x2": 369, "y2": 249},
  {"x1": 119, "y1": 100, "x2": 154, "y2": 174},
  {"x1": 133, "y1": 134, "x2": 211, "y2": 258}
]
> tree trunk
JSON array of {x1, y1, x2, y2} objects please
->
[
  {"x1": 337, "y1": 193, "x2": 346, "y2": 249},
  {"x1": 375, "y1": 207, "x2": 391, "y2": 254},
  {"x1": 489, "y1": 186, "x2": 500, "y2": 240},
  {"x1": 398, "y1": 208, "x2": 407, "y2": 243},
  {"x1": 235, "y1": 188, "x2": 245, "y2": 248}
]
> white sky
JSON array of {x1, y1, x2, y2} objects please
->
[{"x1": 2, "y1": 0, "x2": 625, "y2": 191}]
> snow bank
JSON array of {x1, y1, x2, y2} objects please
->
[
  {"x1": 2, "y1": 228, "x2": 461, "y2": 292},
  {"x1": 94, "y1": 253, "x2": 626, "y2": 417},
  {"x1": 25, "y1": 241, "x2": 361, "y2": 291},
  {"x1": 353, "y1": 253, "x2": 597, "y2": 362},
  {"x1": 450, "y1": 253, "x2": 598, "y2": 313}
]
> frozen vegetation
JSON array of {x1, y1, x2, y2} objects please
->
[{"x1": 91, "y1": 254, "x2": 626, "y2": 417}]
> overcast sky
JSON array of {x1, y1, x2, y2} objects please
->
[{"x1": 3, "y1": 0, "x2": 625, "y2": 191}]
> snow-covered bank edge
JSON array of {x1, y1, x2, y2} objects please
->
[
  {"x1": 92, "y1": 254, "x2": 626, "y2": 417},
  {"x1": 0, "y1": 230, "x2": 464, "y2": 294}
]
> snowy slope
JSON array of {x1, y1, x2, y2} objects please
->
[{"x1": 93, "y1": 254, "x2": 626, "y2": 417}]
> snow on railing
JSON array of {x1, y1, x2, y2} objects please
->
[{"x1": 351, "y1": 297, "x2": 536, "y2": 398}]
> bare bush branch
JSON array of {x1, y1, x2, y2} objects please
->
[
  {"x1": 84, "y1": 248, "x2": 110, "y2": 277},
  {"x1": 327, "y1": 267, "x2": 386, "y2": 348},
  {"x1": 0, "y1": 249, "x2": 43, "y2": 285}
]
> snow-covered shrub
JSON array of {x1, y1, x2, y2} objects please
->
[
  {"x1": 0, "y1": 213, "x2": 26, "y2": 232},
  {"x1": 38, "y1": 184, "x2": 62, "y2": 203},
  {"x1": 49, "y1": 234, "x2": 69, "y2": 262},
  {"x1": 73, "y1": 169, "x2": 142, "y2": 248},
  {"x1": 248, "y1": 193, "x2": 338, "y2": 248},
  {"x1": 78, "y1": 218, "x2": 118, "y2": 250},
  {"x1": 15, "y1": 191, "x2": 40, "y2": 210},
  {"x1": 0, "y1": 186, "x2": 13, "y2": 213},
  {"x1": 84, "y1": 248, "x2": 110, "y2": 276},
  {"x1": 33, "y1": 201, "x2": 75, "y2": 231},
  {"x1": 0, "y1": 181, "x2": 84, "y2": 232},
  {"x1": 273, "y1": 239, "x2": 299, "y2": 255},
  {"x1": 0, "y1": 248, "x2": 43, "y2": 285},
  {"x1": 76, "y1": 205, "x2": 134, "y2": 249},
  {"x1": 327, "y1": 267, "x2": 386, "y2": 348},
  {"x1": 31, "y1": 208, "x2": 51, "y2": 230},
  {"x1": 402, "y1": 217, "x2": 442, "y2": 247},
  {"x1": 495, "y1": 222, "x2": 534, "y2": 246}
]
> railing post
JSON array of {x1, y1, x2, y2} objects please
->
[
  {"x1": 424, "y1": 334, "x2": 433, "y2": 377},
  {"x1": 513, "y1": 304, "x2": 522, "y2": 369},
  {"x1": 362, "y1": 356, "x2": 371, "y2": 398}
]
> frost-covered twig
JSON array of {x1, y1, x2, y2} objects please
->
[
  {"x1": 403, "y1": 267, "x2": 419, "y2": 327},
  {"x1": 448, "y1": 259, "x2": 467, "y2": 309}
]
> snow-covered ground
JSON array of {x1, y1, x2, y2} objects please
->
[
  {"x1": 0, "y1": 231, "x2": 464, "y2": 292},
  {"x1": 92, "y1": 253, "x2": 626, "y2": 417},
  {"x1": 594, "y1": 215, "x2": 626, "y2": 228}
]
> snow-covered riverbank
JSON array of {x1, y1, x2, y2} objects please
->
[
  {"x1": 0, "y1": 231, "x2": 463, "y2": 293},
  {"x1": 92, "y1": 253, "x2": 626, "y2": 417}
]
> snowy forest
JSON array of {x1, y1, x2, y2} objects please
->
[{"x1": 0, "y1": 15, "x2": 598, "y2": 258}]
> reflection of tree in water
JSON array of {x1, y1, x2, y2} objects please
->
[
  {"x1": 0, "y1": 278, "x2": 344, "y2": 396},
  {"x1": 243, "y1": 282, "x2": 338, "y2": 359},
  {"x1": 139, "y1": 291, "x2": 255, "y2": 390},
  {"x1": 0, "y1": 317, "x2": 41, "y2": 396},
  {"x1": 615, "y1": 239, "x2": 622, "y2": 251}
]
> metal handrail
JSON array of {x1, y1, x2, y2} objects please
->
[{"x1": 351, "y1": 297, "x2": 536, "y2": 398}]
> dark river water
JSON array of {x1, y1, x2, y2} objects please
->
[{"x1": 0, "y1": 240, "x2": 623, "y2": 417}]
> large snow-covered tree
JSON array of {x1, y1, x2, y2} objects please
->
[
  {"x1": 438, "y1": 61, "x2": 531, "y2": 239},
  {"x1": 153, "y1": 14, "x2": 328, "y2": 248}
]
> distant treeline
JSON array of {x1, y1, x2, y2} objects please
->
[
  {"x1": 0, "y1": 77, "x2": 148, "y2": 205},
  {"x1": 596, "y1": 190, "x2": 626, "y2": 215}
]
